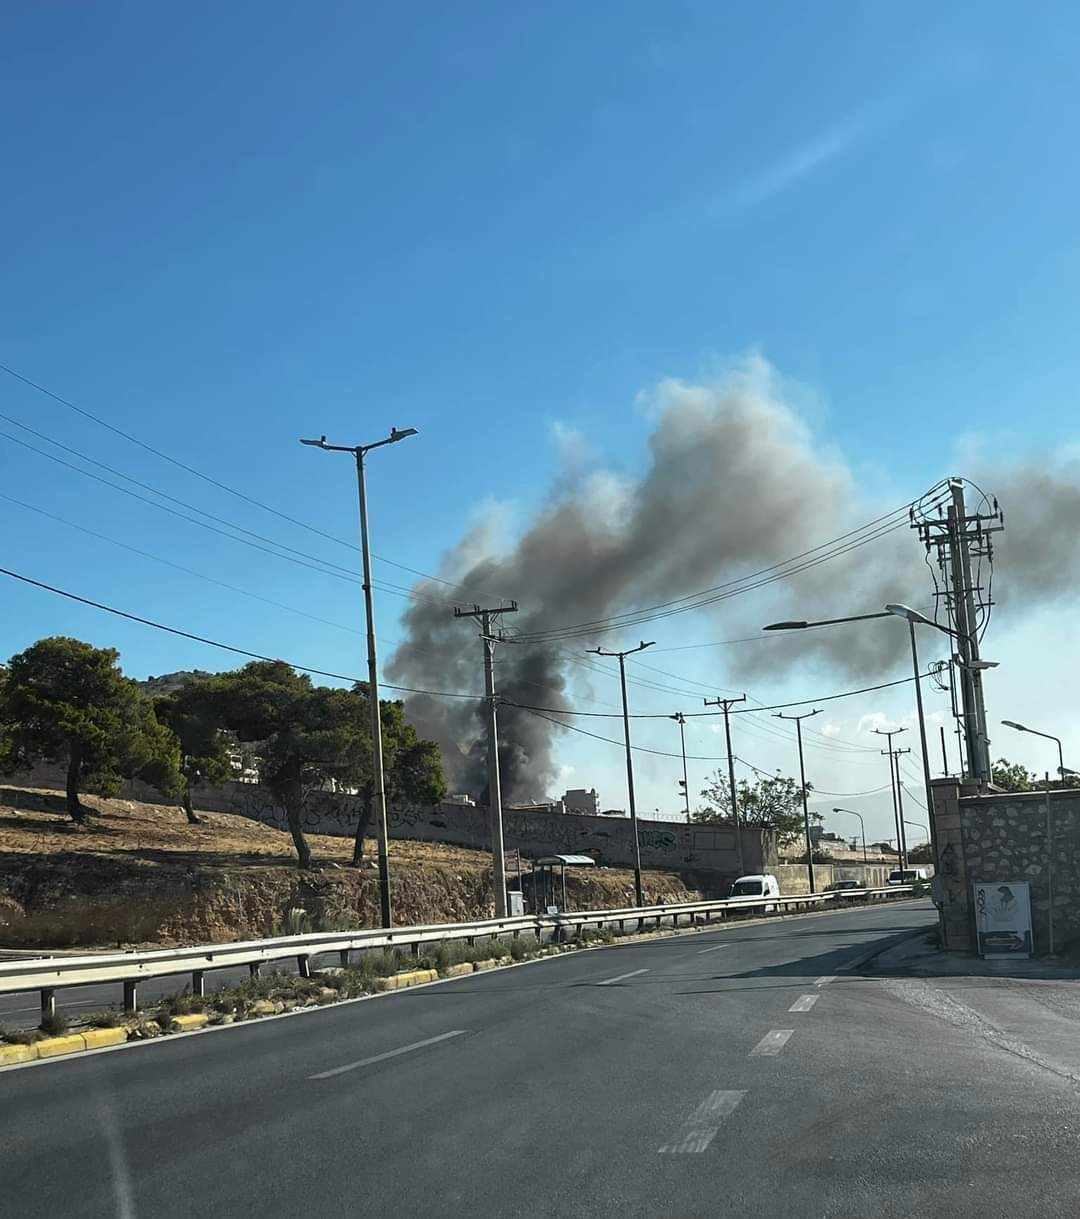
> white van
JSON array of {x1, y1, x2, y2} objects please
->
[
  {"x1": 887, "y1": 867, "x2": 929, "y2": 885},
  {"x1": 729, "y1": 874, "x2": 781, "y2": 900}
]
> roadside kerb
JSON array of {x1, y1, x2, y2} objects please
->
[{"x1": 0, "y1": 893, "x2": 923, "y2": 1074}]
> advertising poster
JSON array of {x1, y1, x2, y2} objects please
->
[{"x1": 973, "y1": 880, "x2": 1033, "y2": 958}]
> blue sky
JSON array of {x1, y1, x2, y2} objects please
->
[{"x1": 3, "y1": 3, "x2": 1079, "y2": 843}]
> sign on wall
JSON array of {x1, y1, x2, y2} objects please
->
[{"x1": 973, "y1": 880, "x2": 1033, "y2": 958}]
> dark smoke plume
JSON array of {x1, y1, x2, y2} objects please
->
[{"x1": 387, "y1": 359, "x2": 1080, "y2": 798}]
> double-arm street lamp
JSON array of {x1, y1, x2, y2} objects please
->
[{"x1": 301, "y1": 426, "x2": 418, "y2": 929}]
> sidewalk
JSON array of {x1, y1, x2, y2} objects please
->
[
  {"x1": 871, "y1": 931, "x2": 1080, "y2": 981},
  {"x1": 871, "y1": 930, "x2": 1080, "y2": 1085}
]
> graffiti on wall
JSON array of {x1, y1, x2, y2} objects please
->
[{"x1": 638, "y1": 828, "x2": 677, "y2": 852}]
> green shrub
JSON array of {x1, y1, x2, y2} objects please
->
[{"x1": 39, "y1": 1012, "x2": 69, "y2": 1037}]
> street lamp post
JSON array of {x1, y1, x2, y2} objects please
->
[
  {"x1": 832, "y1": 806, "x2": 867, "y2": 865},
  {"x1": 672, "y1": 712, "x2": 691, "y2": 823},
  {"x1": 1001, "y1": 720, "x2": 1066, "y2": 780},
  {"x1": 300, "y1": 427, "x2": 418, "y2": 929},
  {"x1": 776, "y1": 708, "x2": 822, "y2": 893},
  {"x1": 589, "y1": 640, "x2": 654, "y2": 907},
  {"x1": 763, "y1": 604, "x2": 996, "y2": 864}
]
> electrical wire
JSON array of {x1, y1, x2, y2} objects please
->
[
  {"x1": 0, "y1": 564, "x2": 481, "y2": 700},
  {"x1": 0, "y1": 360, "x2": 513, "y2": 601},
  {"x1": 515, "y1": 485, "x2": 951, "y2": 643}
]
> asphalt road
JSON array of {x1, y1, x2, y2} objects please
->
[{"x1": 5, "y1": 899, "x2": 1080, "y2": 1217}]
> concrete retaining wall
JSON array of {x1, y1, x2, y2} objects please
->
[{"x1": 777, "y1": 862, "x2": 894, "y2": 894}]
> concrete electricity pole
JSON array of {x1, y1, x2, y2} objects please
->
[
  {"x1": 892, "y1": 746, "x2": 912, "y2": 870},
  {"x1": 671, "y1": 712, "x2": 691, "y2": 823},
  {"x1": 589, "y1": 640, "x2": 654, "y2": 907},
  {"x1": 300, "y1": 427, "x2": 417, "y2": 930},
  {"x1": 454, "y1": 601, "x2": 518, "y2": 918},
  {"x1": 775, "y1": 708, "x2": 822, "y2": 893},
  {"x1": 873, "y1": 726, "x2": 908, "y2": 875},
  {"x1": 704, "y1": 694, "x2": 747, "y2": 875},
  {"x1": 911, "y1": 478, "x2": 1003, "y2": 785}
]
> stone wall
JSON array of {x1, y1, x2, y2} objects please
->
[
  {"x1": 931, "y1": 778, "x2": 1080, "y2": 954},
  {"x1": 9, "y1": 764, "x2": 775, "y2": 885}
]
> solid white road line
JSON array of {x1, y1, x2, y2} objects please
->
[
  {"x1": 696, "y1": 944, "x2": 729, "y2": 954},
  {"x1": 750, "y1": 1029, "x2": 794, "y2": 1057},
  {"x1": 596, "y1": 968, "x2": 650, "y2": 986},
  {"x1": 658, "y1": 1090, "x2": 746, "y2": 1153},
  {"x1": 310, "y1": 1030, "x2": 467, "y2": 1080},
  {"x1": 815, "y1": 975, "x2": 836, "y2": 987},
  {"x1": 789, "y1": 995, "x2": 819, "y2": 1013}
]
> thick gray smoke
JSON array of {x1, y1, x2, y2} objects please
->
[{"x1": 388, "y1": 359, "x2": 1080, "y2": 798}]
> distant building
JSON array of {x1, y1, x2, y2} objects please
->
[
  {"x1": 562, "y1": 788, "x2": 599, "y2": 816},
  {"x1": 506, "y1": 799, "x2": 567, "y2": 816},
  {"x1": 445, "y1": 794, "x2": 476, "y2": 807},
  {"x1": 599, "y1": 808, "x2": 627, "y2": 817}
]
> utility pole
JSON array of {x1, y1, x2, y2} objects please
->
[
  {"x1": 704, "y1": 695, "x2": 747, "y2": 875},
  {"x1": 912, "y1": 478, "x2": 1003, "y2": 785},
  {"x1": 775, "y1": 708, "x2": 822, "y2": 893},
  {"x1": 454, "y1": 601, "x2": 519, "y2": 918},
  {"x1": 873, "y1": 727, "x2": 907, "y2": 876},
  {"x1": 589, "y1": 640, "x2": 654, "y2": 906},
  {"x1": 672, "y1": 712, "x2": 691, "y2": 823},
  {"x1": 892, "y1": 746, "x2": 912, "y2": 871},
  {"x1": 300, "y1": 427, "x2": 418, "y2": 929}
]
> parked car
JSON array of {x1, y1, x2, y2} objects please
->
[
  {"x1": 887, "y1": 867, "x2": 929, "y2": 885},
  {"x1": 827, "y1": 879, "x2": 863, "y2": 892}
]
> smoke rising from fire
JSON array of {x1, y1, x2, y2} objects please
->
[{"x1": 387, "y1": 358, "x2": 1080, "y2": 799}]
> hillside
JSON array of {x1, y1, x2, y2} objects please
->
[{"x1": 0, "y1": 783, "x2": 708, "y2": 949}]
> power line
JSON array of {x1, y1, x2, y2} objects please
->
[
  {"x1": 0, "y1": 427, "x2": 448, "y2": 607},
  {"x1": 514, "y1": 485, "x2": 951, "y2": 642},
  {"x1": 513, "y1": 705, "x2": 732, "y2": 762},
  {"x1": 0, "y1": 492, "x2": 366, "y2": 640},
  {"x1": 502, "y1": 672, "x2": 930, "y2": 719},
  {"x1": 0, "y1": 360, "x2": 511, "y2": 599},
  {"x1": 0, "y1": 563, "x2": 481, "y2": 700}
]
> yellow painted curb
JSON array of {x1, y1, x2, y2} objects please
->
[
  {"x1": 472, "y1": 959, "x2": 498, "y2": 972},
  {"x1": 373, "y1": 969, "x2": 438, "y2": 992},
  {"x1": 249, "y1": 999, "x2": 277, "y2": 1016},
  {"x1": 170, "y1": 1014, "x2": 210, "y2": 1032},
  {"x1": 35, "y1": 1034, "x2": 86, "y2": 1059},
  {"x1": 0, "y1": 1043, "x2": 38, "y2": 1066},
  {"x1": 82, "y1": 1027, "x2": 128, "y2": 1050},
  {"x1": 440, "y1": 963, "x2": 474, "y2": 979}
]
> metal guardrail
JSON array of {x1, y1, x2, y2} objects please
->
[{"x1": 0, "y1": 886, "x2": 914, "y2": 1018}]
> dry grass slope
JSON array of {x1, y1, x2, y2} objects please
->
[{"x1": 0, "y1": 784, "x2": 707, "y2": 949}]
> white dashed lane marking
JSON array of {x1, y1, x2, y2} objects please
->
[
  {"x1": 750, "y1": 1029, "x2": 794, "y2": 1057},
  {"x1": 696, "y1": 944, "x2": 729, "y2": 954},
  {"x1": 596, "y1": 968, "x2": 650, "y2": 987},
  {"x1": 815, "y1": 975, "x2": 836, "y2": 987},
  {"x1": 789, "y1": 994, "x2": 819, "y2": 1012},
  {"x1": 310, "y1": 1030, "x2": 467, "y2": 1080},
  {"x1": 658, "y1": 1090, "x2": 746, "y2": 1153}
]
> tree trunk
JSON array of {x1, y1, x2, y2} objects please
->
[
  {"x1": 285, "y1": 761, "x2": 313, "y2": 869},
  {"x1": 182, "y1": 781, "x2": 201, "y2": 825},
  {"x1": 66, "y1": 741, "x2": 85, "y2": 824},
  {"x1": 351, "y1": 783, "x2": 374, "y2": 867}
]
